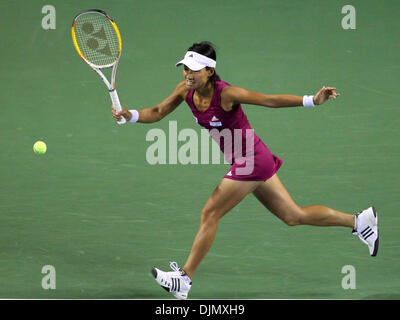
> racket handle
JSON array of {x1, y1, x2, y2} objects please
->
[{"x1": 109, "y1": 89, "x2": 126, "y2": 125}]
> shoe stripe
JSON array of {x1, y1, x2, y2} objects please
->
[
  {"x1": 168, "y1": 278, "x2": 181, "y2": 293},
  {"x1": 363, "y1": 230, "x2": 374, "y2": 240},
  {"x1": 361, "y1": 226, "x2": 371, "y2": 236},
  {"x1": 172, "y1": 278, "x2": 176, "y2": 292},
  {"x1": 171, "y1": 278, "x2": 179, "y2": 292}
]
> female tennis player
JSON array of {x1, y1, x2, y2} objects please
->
[{"x1": 112, "y1": 42, "x2": 379, "y2": 299}]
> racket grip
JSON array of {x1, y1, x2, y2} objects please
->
[{"x1": 109, "y1": 89, "x2": 126, "y2": 125}]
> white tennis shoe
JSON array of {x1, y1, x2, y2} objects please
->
[
  {"x1": 151, "y1": 261, "x2": 192, "y2": 300},
  {"x1": 352, "y1": 206, "x2": 379, "y2": 256}
]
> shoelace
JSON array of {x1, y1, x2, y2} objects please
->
[
  {"x1": 169, "y1": 261, "x2": 192, "y2": 285},
  {"x1": 168, "y1": 262, "x2": 183, "y2": 292},
  {"x1": 169, "y1": 261, "x2": 180, "y2": 272}
]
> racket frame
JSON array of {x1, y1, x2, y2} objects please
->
[{"x1": 72, "y1": 9, "x2": 126, "y2": 124}]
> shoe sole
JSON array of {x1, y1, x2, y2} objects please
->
[{"x1": 371, "y1": 206, "x2": 379, "y2": 257}]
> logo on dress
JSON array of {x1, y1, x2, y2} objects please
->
[{"x1": 209, "y1": 116, "x2": 222, "y2": 127}]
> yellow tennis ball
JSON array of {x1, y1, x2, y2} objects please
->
[{"x1": 33, "y1": 141, "x2": 47, "y2": 154}]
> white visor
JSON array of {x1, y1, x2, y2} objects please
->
[{"x1": 175, "y1": 51, "x2": 216, "y2": 71}]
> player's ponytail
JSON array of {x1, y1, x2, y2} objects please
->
[{"x1": 187, "y1": 41, "x2": 221, "y2": 83}]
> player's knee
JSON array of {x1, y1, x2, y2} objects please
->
[
  {"x1": 283, "y1": 216, "x2": 300, "y2": 226},
  {"x1": 281, "y1": 209, "x2": 303, "y2": 226},
  {"x1": 200, "y1": 207, "x2": 220, "y2": 226}
]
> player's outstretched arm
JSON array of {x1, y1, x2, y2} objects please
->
[
  {"x1": 221, "y1": 86, "x2": 339, "y2": 109},
  {"x1": 112, "y1": 81, "x2": 188, "y2": 123}
]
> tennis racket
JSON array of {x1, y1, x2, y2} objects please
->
[{"x1": 71, "y1": 9, "x2": 126, "y2": 124}]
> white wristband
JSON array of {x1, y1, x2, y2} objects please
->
[
  {"x1": 303, "y1": 95, "x2": 315, "y2": 108},
  {"x1": 128, "y1": 109, "x2": 139, "y2": 123}
]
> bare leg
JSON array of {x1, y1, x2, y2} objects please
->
[
  {"x1": 183, "y1": 179, "x2": 262, "y2": 279},
  {"x1": 252, "y1": 174, "x2": 355, "y2": 228}
]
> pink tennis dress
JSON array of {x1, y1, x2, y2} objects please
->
[{"x1": 186, "y1": 80, "x2": 282, "y2": 181}]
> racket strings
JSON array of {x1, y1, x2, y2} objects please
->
[{"x1": 74, "y1": 13, "x2": 120, "y2": 67}]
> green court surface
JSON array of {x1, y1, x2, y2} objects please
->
[{"x1": 1, "y1": 0, "x2": 399, "y2": 299}]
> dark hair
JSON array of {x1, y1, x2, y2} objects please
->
[{"x1": 187, "y1": 41, "x2": 221, "y2": 83}]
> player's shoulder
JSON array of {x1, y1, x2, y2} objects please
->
[
  {"x1": 218, "y1": 83, "x2": 240, "y2": 111},
  {"x1": 220, "y1": 84, "x2": 244, "y2": 100}
]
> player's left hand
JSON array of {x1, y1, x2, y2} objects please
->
[{"x1": 313, "y1": 86, "x2": 340, "y2": 105}]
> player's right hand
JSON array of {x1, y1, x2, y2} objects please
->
[{"x1": 111, "y1": 105, "x2": 132, "y2": 122}]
